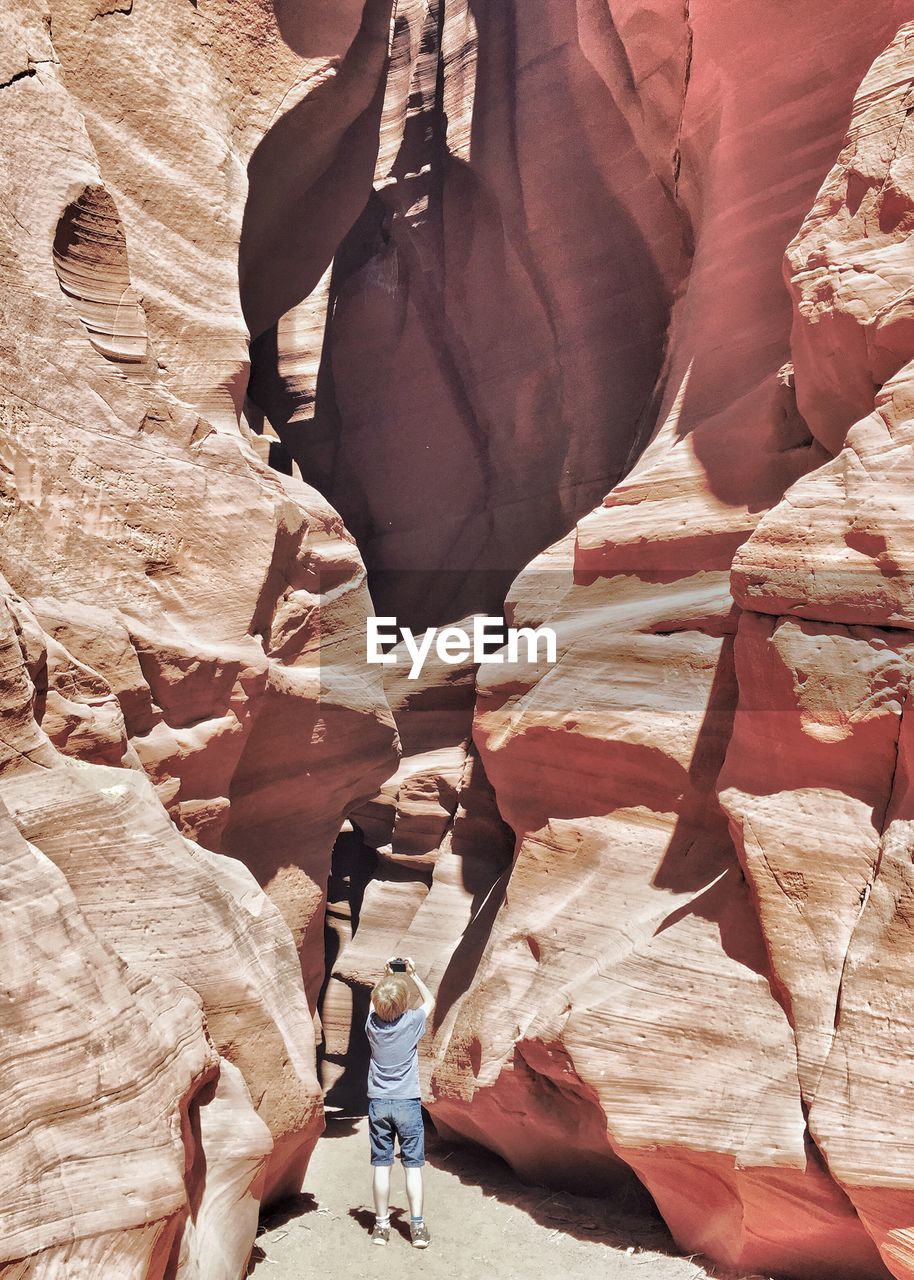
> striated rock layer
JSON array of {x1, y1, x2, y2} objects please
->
[
  {"x1": 417, "y1": 12, "x2": 914, "y2": 1280},
  {"x1": 0, "y1": 583, "x2": 310, "y2": 1278},
  {"x1": 724, "y1": 25, "x2": 914, "y2": 1275},
  {"x1": 0, "y1": 0, "x2": 397, "y2": 1275}
]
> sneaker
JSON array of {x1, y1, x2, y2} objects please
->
[
  {"x1": 371, "y1": 1223, "x2": 390, "y2": 1246},
  {"x1": 410, "y1": 1221, "x2": 431, "y2": 1249}
]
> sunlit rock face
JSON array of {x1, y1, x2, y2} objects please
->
[
  {"x1": 0, "y1": 1, "x2": 397, "y2": 1275},
  {"x1": 0, "y1": 583, "x2": 323, "y2": 1279}
]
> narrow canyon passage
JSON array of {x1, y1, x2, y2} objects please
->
[{"x1": 239, "y1": 0, "x2": 691, "y2": 1142}]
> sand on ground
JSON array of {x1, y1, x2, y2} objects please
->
[{"x1": 249, "y1": 1114, "x2": 759, "y2": 1280}]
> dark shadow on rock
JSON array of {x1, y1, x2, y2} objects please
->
[
  {"x1": 646, "y1": 633, "x2": 793, "y2": 1017},
  {"x1": 320, "y1": 979, "x2": 371, "y2": 1113},
  {"x1": 433, "y1": 867, "x2": 510, "y2": 1032},
  {"x1": 319, "y1": 826, "x2": 378, "y2": 1016},
  {"x1": 650, "y1": 633, "x2": 740, "y2": 896},
  {"x1": 244, "y1": 0, "x2": 685, "y2": 635},
  {"x1": 239, "y1": 0, "x2": 395, "y2": 340},
  {"x1": 272, "y1": 0, "x2": 367, "y2": 59},
  {"x1": 318, "y1": 827, "x2": 377, "y2": 1110},
  {"x1": 259, "y1": 1191, "x2": 319, "y2": 1232},
  {"x1": 246, "y1": 1243, "x2": 268, "y2": 1274},
  {"x1": 478, "y1": 723, "x2": 696, "y2": 830}
]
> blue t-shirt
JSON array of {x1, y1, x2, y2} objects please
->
[{"x1": 365, "y1": 1006, "x2": 427, "y2": 1099}]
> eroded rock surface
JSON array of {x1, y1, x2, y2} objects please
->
[
  {"x1": 245, "y1": 0, "x2": 691, "y2": 629},
  {"x1": 0, "y1": 0, "x2": 396, "y2": 1274}
]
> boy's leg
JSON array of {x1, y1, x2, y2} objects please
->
[
  {"x1": 373, "y1": 1164, "x2": 391, "y2": 1218},
  {"x1": 393, "y1": 1100, "x2": 430, "y2": 1247},
  {"x1": 368, "y1": 1101, "x2": 395, "y2": 1244},
  {"x1": 404, "y1": 1165, "x2": 423, "y2": 1219}
]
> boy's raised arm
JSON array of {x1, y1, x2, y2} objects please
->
[{"x1": 406, "y1": 958, "x2": 435, "y2": 1017}]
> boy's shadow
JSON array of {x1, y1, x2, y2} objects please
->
[{"x1": 349, "y1": 1205, "x2": 411, "y2": 1243}]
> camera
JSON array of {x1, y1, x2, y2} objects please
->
[{"x1": 389, "y1": 958, "x2": 408, "y2": 972}]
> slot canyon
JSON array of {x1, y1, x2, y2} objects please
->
[{"x1": 4, "y1": 0, "x2": 914, "y2": 1276}]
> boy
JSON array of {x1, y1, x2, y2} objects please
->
[{"x1": 366, "y1": 956, "x2": 435, "y2": 1248}]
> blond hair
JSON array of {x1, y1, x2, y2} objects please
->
[{"x1": 371, "y1": 975, "x2": 410, "y2": 1022}]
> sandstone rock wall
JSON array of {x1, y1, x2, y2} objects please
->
[
  {"x1": 0, "y1": 0, "x2": 397, "y2": 1273},
  {"x1": 245, "y1": 0, "x2": 691, "y2": 629}
]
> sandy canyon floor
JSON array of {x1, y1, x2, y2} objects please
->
[{"x1": 250, "y1": 1115, "x2": 742, "y2": 1280}]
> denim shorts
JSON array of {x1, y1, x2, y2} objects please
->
[{"x1": 368, "y1": 1098, "x2": 425, "y2": 1168}]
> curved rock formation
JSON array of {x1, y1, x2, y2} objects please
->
[
  {"x1": 0, "y1": 566, "x2": 328, "y2": 1277},
  {"x1": 245, "y1": 0, "x2": 691, "y2": 628},
  {"x1": 0, "y1": 0, "x2": 396, "y2": 1274},
  {"x1": 0, "y1": 790, "x2": 213, "y2": 1278},
  {"x1": 52, "y1": 183, "x2": 149, "y2": 374},
  {"x1": 725, "y1": 24, "x2": 914, "y2": 1275}
]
